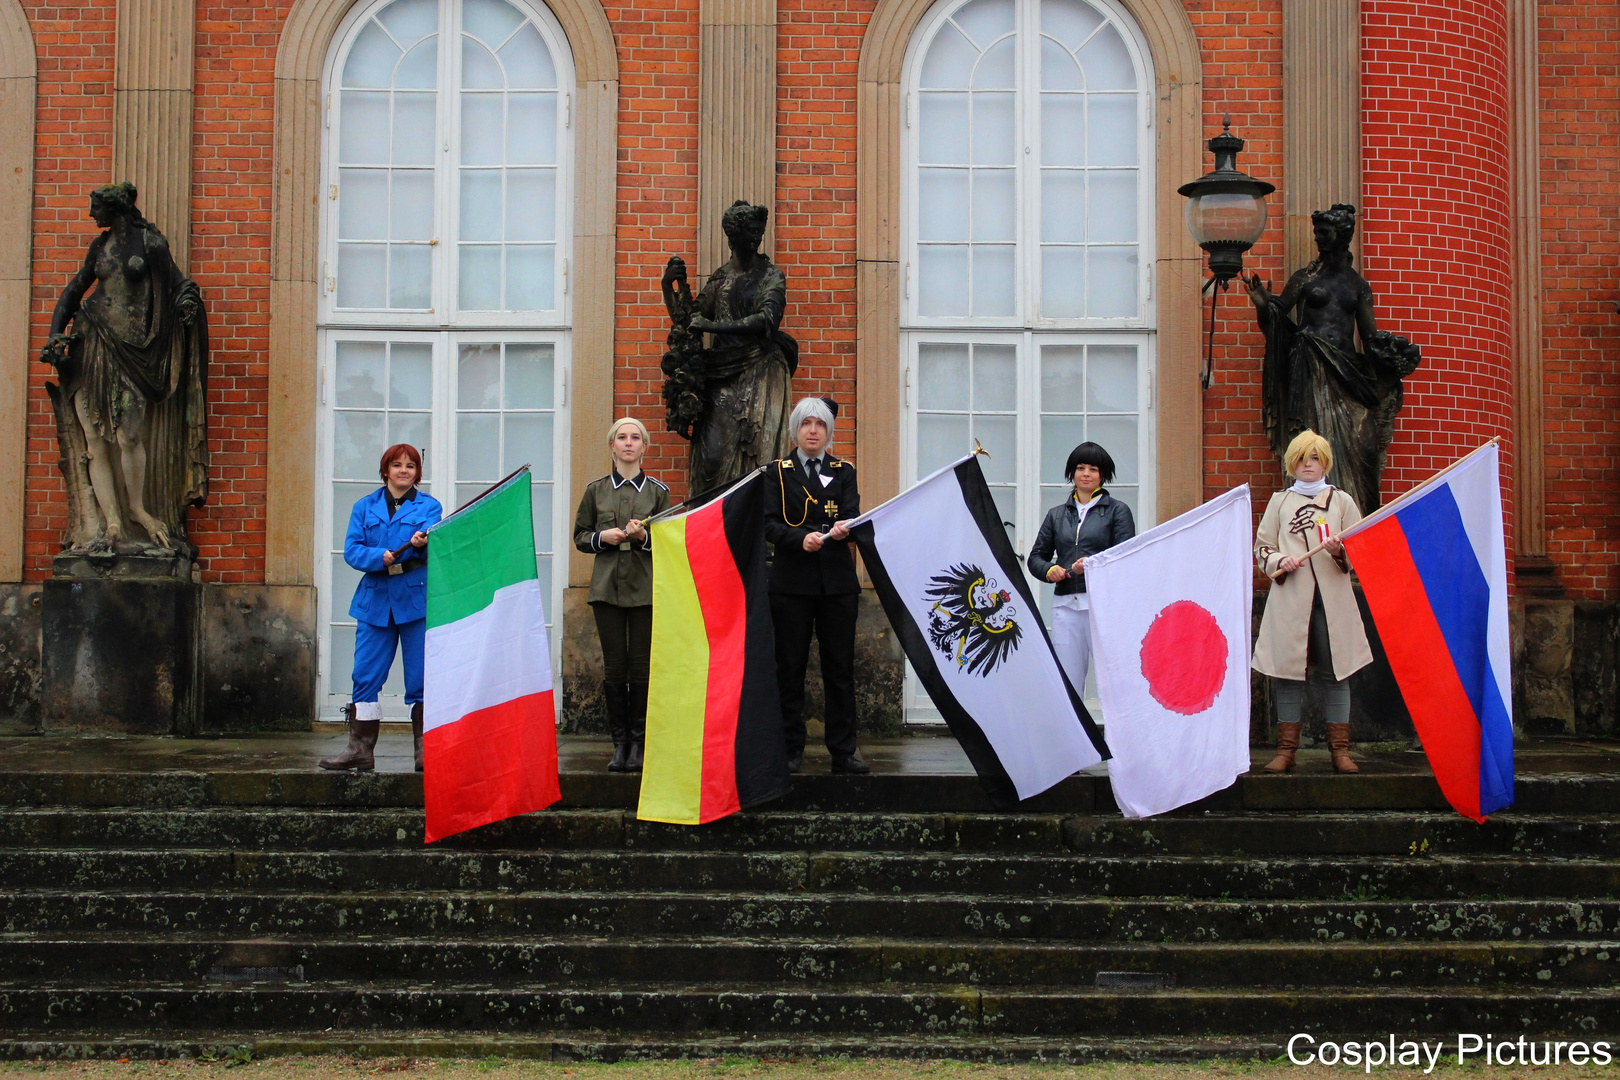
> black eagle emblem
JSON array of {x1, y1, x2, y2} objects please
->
[{"x1": 924, "y1": 563, "x2": 1024, "y2": 677}]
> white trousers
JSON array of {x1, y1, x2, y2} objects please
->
[{"x1": 1050, "y1": 604, "x2": 1093, "y2": 698}]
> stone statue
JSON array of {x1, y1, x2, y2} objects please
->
[
  {"x1": 660, "y1": 200, "x2": 797, "y2": 495},
  {"x1": 40, "y1": 182, "x2": 208, "y2": 560},
  {"x1": 1244, "y1": 204, "x2": 1421, "y2": 512}
]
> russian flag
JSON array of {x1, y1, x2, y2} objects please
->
[{"x1": 1339, "y1": 442, "x2": 1513, "y2": 821}]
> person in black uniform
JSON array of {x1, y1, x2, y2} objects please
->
[{"x1": 764, "y1": 397, "x2": 869, "y2": 775}]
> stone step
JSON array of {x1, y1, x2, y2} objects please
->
[
  {"x1": 6, "y1": 807, "x2": 1620, "y2": 857},
  {"x1": 3, "y1": 769, "x2": 1619, "y2": 814},
  {"x1": 4, "y1": 890, "x2": 1617, "y2": 943},
  {"x1": 4, "y1": 847, "x2": 1618, "y2": 899},
  {"x1": 0, "y1": 937, "x2": 1615, "y2": 988},
  {"x1": 1, "y1": 983, "x2": 1618, "y2": 1037}
]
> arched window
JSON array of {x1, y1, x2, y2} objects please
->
[
  {"x1": 902, "y1": 0, "x2": 1155, "y2": 716},
  {"x1": 316, "y1": 0, "x2": 573, "y2": 714}
]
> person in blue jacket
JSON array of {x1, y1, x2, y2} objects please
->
[{"x1": 320, "y1": 443, "x2": 442, "y2": 773}]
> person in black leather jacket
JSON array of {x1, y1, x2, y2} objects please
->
[{"x1": 1026, "y1": 442, "x2": 1136, "y2": 697}]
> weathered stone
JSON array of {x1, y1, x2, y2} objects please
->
[
  {"x1": 1573, "y1": 600, "x2": 1618, "y2": 737},
  {"x1": 0, "y1": 584, "x2": 42, "y2": 731},
  {"x1": 1519, "y1": 597, "x2": 1576, "y2": 732},
  {"x1": 199, "y1": 584, "x2": 316, "y2": 732}
]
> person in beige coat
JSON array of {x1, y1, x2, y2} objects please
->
[{"x1": 1253, "y1": 430, "x2": 1374, "y2": 773}]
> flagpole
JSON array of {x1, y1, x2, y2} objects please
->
[
  {"x1": 427, "y1": 464, "x2": 532, "y2": 533},
  {"x1": 642, "y1": 464, "x2": 770, "y2": 527},
  {"x1": 1267, "y1": 436, "x2": 1503, "y2": 579}
]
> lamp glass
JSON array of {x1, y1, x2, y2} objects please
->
[{"x1": 1184, "y1": 191, "x2": 1268, "y2": 247}]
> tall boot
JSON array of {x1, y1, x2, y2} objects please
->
[
  {"x1": 603, "y1": 681, "x2": 631, "y2": 772},
  {"x1": 1327, "y1": 722, "x2": 1358, "y2": 773},
  {"x1": 626, "y1": 680, "x2": 647, "y2": 773},
  {"x1": 410, "y1": 702, "x2": 424, "y2": 772},
  {"x1": 319, "y1": 704, "x2": 379, "y2": 771},
  {"x1": 1264, "y1": 721, "x2": 1301, "y2": 773}
]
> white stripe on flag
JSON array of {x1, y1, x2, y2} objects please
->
[
  {"x1": 1438, "y1": 443, "x2": 1512, "y2": 727},
  {"x1": 423, "y1": 578, "x2": 552, "y2": 734}
]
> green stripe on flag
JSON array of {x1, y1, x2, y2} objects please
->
[{"x1": 426, "y1": 472, "x2": 538, "y2": 631}]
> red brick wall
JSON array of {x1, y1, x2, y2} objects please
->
[{"x1": 1539, "y1": 2, "x2": 1620, "y2": 602}]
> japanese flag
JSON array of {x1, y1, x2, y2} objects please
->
[{"x1": 1082, "y1": 485, "x2": 1254, "y2": 818}]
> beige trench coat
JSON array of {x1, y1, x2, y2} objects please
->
[{"x1": 1252, "y1": 487, "x2": 1374, "y2": 681}]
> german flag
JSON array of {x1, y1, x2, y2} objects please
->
[{"x1": 638, "y1": 472, "x2": 789, "y2": 824}]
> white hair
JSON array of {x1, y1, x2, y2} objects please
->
[{"x1": 788, "y1": 397, "x2": 835, "y2": 451}]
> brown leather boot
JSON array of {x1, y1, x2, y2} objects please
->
[
  {"x1": 410, "y1": 702, "x2": 424, "y2": 772},
  {"x1": 1264, "y1": 721, "x2": 1301, "y2": 773},
  {"x1": 1327, "y1": 722, "x2": 1358, "y2": 773},
  {"x1": 319, "y1": 704, "x2": 379, "y2": 771}
]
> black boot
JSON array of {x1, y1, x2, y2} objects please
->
[
  {"x1": 410, "y1": 702, "x2": 424, "y2": 772},
  {"x1": 626, "y1": 680, "x2": 647, "y2": 772},
  {"x1": 604, "y1": 681, "x2": 631, "y2": 772},
  {"x1": 319, "y1": 704, "x2": 379, "y2": 771}
]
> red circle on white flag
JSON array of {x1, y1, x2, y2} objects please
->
[{"x1": 1139, "y1": 600, "x2": 1228, "y2": 715}]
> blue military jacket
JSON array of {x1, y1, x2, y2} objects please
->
[{"x1": 345, "y1": 487, "x2": 443, "y2": 626}]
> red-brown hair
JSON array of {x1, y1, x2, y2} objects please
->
[{"x1": 379, "y1": 443, "x2": 423, "y2": 482}]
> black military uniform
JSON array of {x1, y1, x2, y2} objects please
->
[{"x1": 764, "y1": 449, "x2": 862, "y2": 769}]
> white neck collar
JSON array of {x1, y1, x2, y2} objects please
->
[{"x1": 1290, "y1": 477, "x2": 1329, "y2": 497}]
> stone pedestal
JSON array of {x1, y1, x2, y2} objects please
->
[{"x1": 41, "y1": 572, "x2": 202, "y2": 734}]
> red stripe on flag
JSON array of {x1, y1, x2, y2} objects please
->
[
  {"x1": 423, "y1": 690, "x2": 561, "y2": 842},
  {"x1": 685, "y1": 500, "x2": 745, "y2": 822},
  {"x1": 1343, "y1": 518, "x2": 1483, "y2": 821}
]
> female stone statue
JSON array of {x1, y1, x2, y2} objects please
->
[
  {"x1": 40, "y1": 182, "x2": 208, "y2": 557},
  {"x1": 660, "y1": 200, "x2": 797, "y2": 495},
  {"x1": 1243, "y1": 204, "x2": 1420, "y2": 513}
]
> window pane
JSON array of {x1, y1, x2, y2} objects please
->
[
  {"x1": 972, "y1": 344, "x2": 1016, "y2": 411},
  {"x1": 1087, "y1": 414, "x2": 1137, "y2": 482},
  {"x1": 459, "y1": 245, "x2": 502, "y2": 309},
  {"x1": 1041, "y1": 0, "x2": 1103, "y2": 52},
  {"x1": 989, "y1": 484, "x2": 1017, "y2": 548},
  {"x1": 396, "y1": 37, "x2": 437, "y2": 89},
  {"x1": 1087, "y1": 246, "x2": 1137, "y2": 316},
  {"x1": 331, "y1": 553, "x2": 363, "y2": 616},
  {"x1": 459, "y1": 170, "x2": 502, "y2": 241},
  {"x1": 1077, "y1": 24, "x2": 1133, "y2": 90},
  {"x1": 505, "y1": 245, "x2": 554, "y2": 310},
  {"x1": 1041, "y1": 414, "x2": 1086, "y2": 481},
  {"x1": 334, "y1": 410, "x2": 386, "y2": 480},
  {"x1": 507, "y1": 93, "x2": 557, "y2": 165},
  {"x1": 971, "y1": 92, "x2": 1015, "y2": 165},
  {"x1": 336, "y1": 342, "x2": 386, "y2": 407},
  {"x1": 344, "y1": 23, "x2": 400, "y2": 89},
  {"x1": 377, "y1": 0, "x2": 437, "y2": 49},
  {"x1": 971, "y1": 245, "x2": 1015, "y2": 316},
  {"x1": 337, "y1": 244, "x2": 387, "y2": 308},
  {"x1": 919, "y1": 169, "x2": 969, "y2": 242},
  {"x1": 920, "y1": 92, "x2": 969, "y2": 165},
  {"x1": 974, "y1": 415, "x2": 1016, "y2": 482},
  {"x1": 455, "y1": 483, "x2": 484, "y2": 510},
  {"x1": 389, "y1": 343, "x2": 433, "y2": 408},
  {"x1": 1040, "y1": 93, "x2": 1084, "y2": 165},
  {"x1": 505, "y1": 413, "x2": 553, "y2": 478},
  {"x1": 971, "y1": 169, "x2": 1015, "y2": 242},
  {"x1": 1086, "y1": 345, "x2": 1137, "y2": 411},
  {"x1": 457, "y1": 413, "x2": 500, "y2": 481},
  {"x1": 533, "y1": 484, "x2": 554, "y2": 554},
  {"x1": 1107, "y1": 485, "x2": 1138, "y2": 520},
  {"x1": 392, "y1": 92, "x2": 436, "y2": 165},
  {"x1": 458, "y1": 344, "x2": 501, "y2": 407},
  {"x1": 1041, "y1": 245, "x2": 1085, "y2": 317},
  {"x1": 1087, "y1": 170, "x2": 1136, "y2": 242},
  {"x1": 339, "y1": 92, "x2": 390, "y2": 164},
  {"x1": 1087, "y1": 94, "x2": 1136, "y2": 166},
  {"x1": 535, "y1": 552, "x2": 552, "y2": 613},
  {"x1": 387, "y1": 412, "x2": 432, "y2": 479},
  {"x1": 952, "y1": 0, "x2": 1014, "y2": 48},
  {"x1": 504, "y1": 344, "x2": 555, "y2": 408},
  {"x1": 461, "y1": 95, "x2": 504, "y2": 165},
  {"x1": 332, "y1": 482, "x2": 376, "y2": 548},
  {"x1": 1040, "y1": 344, "x2": 1085, "y2": 411},
  {"x1": 388, "y1": 245, "x2": 431, "y2": 307},
  {"x1": 921, "y1": 22, "x2": 975, "y2": 89},
  {"x1": 462, "y1": 38, "x2": 504, "y2": 89},
  {"x1": 1040, "y1": 169, "x2": 1085, "y2": 242},
  {"x1": 1040, "y1": 37, "x2": 1082, "y2": 90},
  {"x1": 972, "y1": 36, "x2": 1015, "y2": 89},
  {"x1": 505, "y1": 170, "x2": 556, "y2": 241},
  {"x1": 329, "y1": 624, "x2": 357, "y2": 694},
  {"x1": 463, "y1": 0, "x2": 524, "y2": 49},
  {"x1": 390, "y1": 171, "x2": 434, "y2": 241},
  {"x1": 918, "y1": 342, "x2": 970, "y2": 410},
  {"x1": 917, "y1": 414, "x2": 969, "y2": 477},
  {"x1": 340, "y1": 169, "x2": 389, "y2": 239},
  {"x1": 499, "y1": 24, "x2": 556, "y2": 89},
  {"x1": 918, "y1": 245, "x2": 969, "y2": 316}
]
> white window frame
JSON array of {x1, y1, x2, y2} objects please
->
[
  {"x1": 900, "y1": 0, "x2": 1155, "y2": 330},
  {"x1": 314, "y1": 328, "x2": 572, "y2": 716},
  {"x1": 319, "y1": 0, "x2": 575, "y2": 329}
]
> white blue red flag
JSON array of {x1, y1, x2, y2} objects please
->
[{"x1": 1339, "y1": 442, "x2": 1513, "y2": 821}]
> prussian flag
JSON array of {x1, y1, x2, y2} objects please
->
[
  {"x1": 1339, "y1": 442, "x2": 1513, "y2": 822},
  {"x1": 637, "y1": 470, "x2": 789, "y2": 825},
  {"x1": 423, "y1": 468, "x2": 561, "y2": 842}
]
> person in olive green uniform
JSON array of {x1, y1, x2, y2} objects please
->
[{"x1": 573, "y1": 417, "x2": 670, "y2": 772}]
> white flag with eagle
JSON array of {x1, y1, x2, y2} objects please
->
[{"x1": 848, "y1": 454, "x2": 1108, "y2": 808}]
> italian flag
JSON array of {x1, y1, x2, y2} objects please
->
[{"x1": 423, "y1": 469, "x2": 561, "y2": 842}]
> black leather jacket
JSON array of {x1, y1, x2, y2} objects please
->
[{"x1": 1026, "y1": 490, "x2": 1136, "y2": 596}]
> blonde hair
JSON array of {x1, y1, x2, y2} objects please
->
[
  {"x1": 1283, "y1": 429, "x2": 1333, "y2": 476},
  {"x1": 606, "y1": 416, "x2": 650, "y2": 463}
]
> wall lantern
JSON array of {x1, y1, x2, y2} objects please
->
[{"x1": 1178, "y1": 116, "x2": 1275, "y2": 388}]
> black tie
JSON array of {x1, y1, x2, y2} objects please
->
[{"x1": 806, "y1": 457, "x2": 821, "y2": 483}]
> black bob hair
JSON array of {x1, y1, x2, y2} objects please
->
[{"x1": 1062, "y1": 442, "x2": 1116, "y2": 486}]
